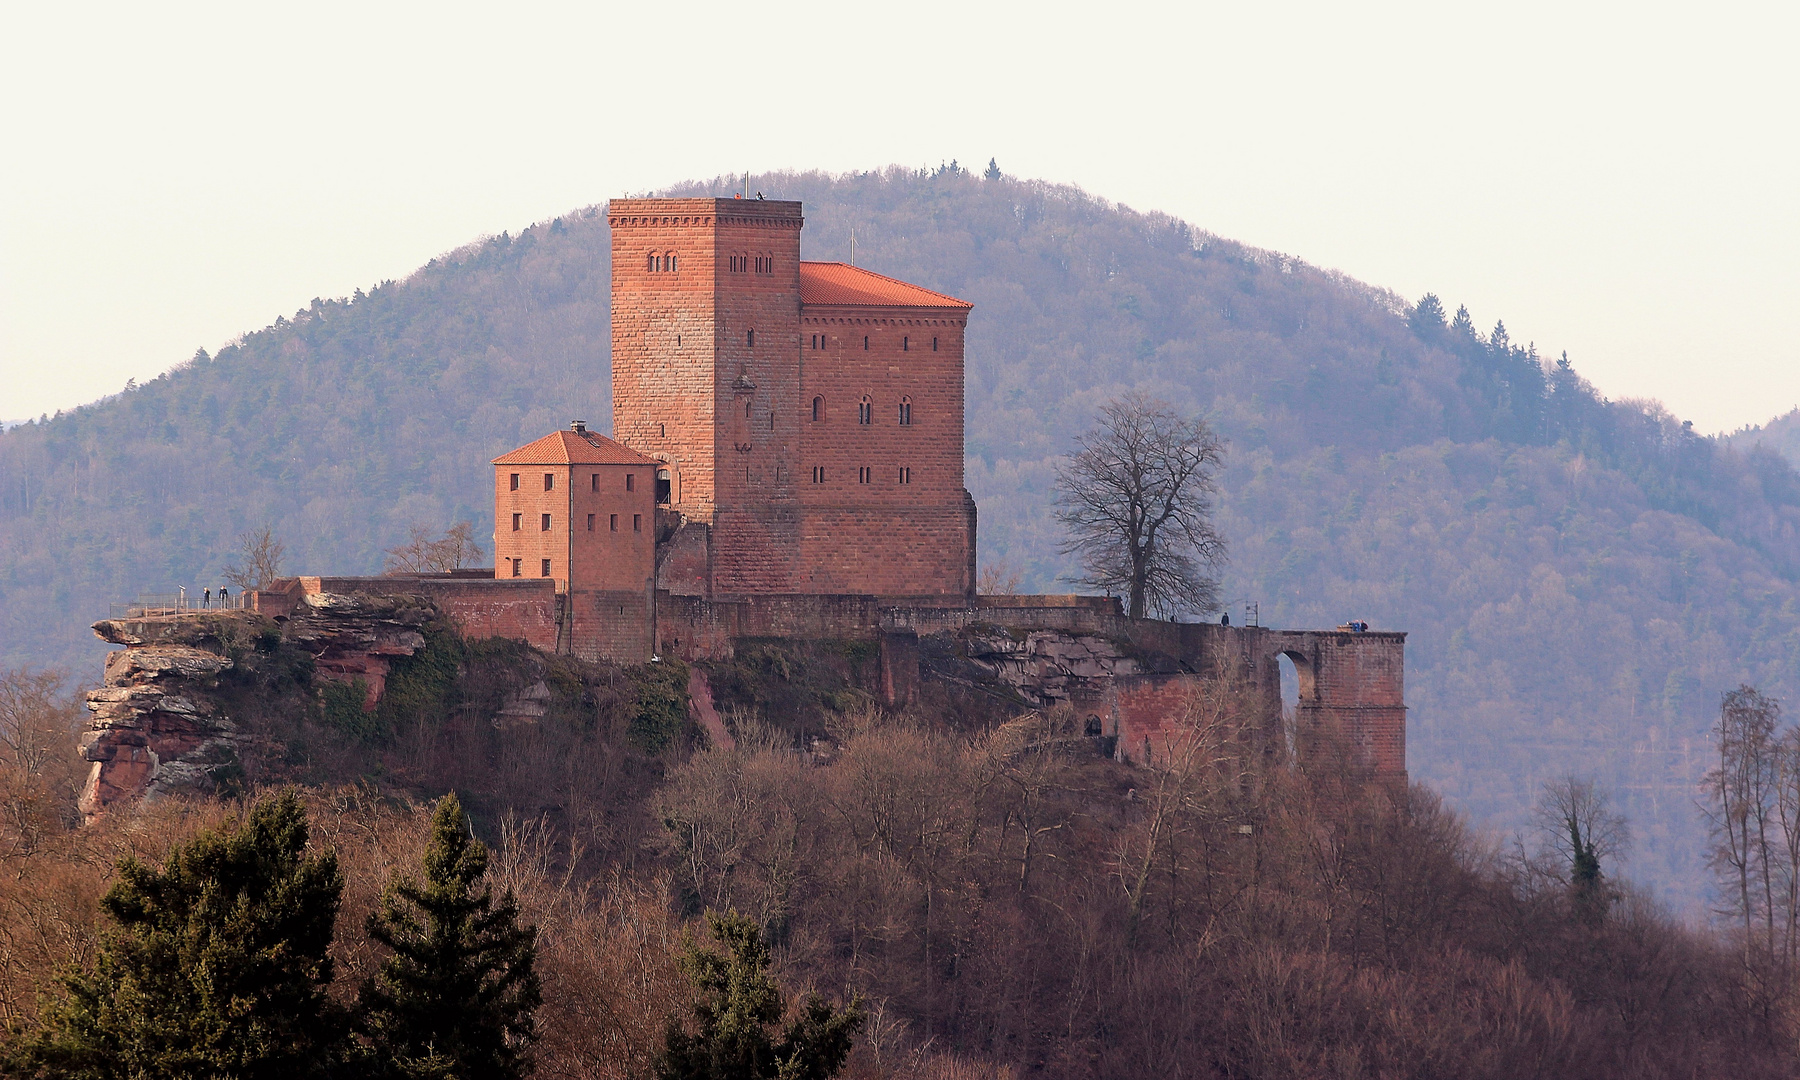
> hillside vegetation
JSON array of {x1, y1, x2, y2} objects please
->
[{"x1": 6, "y1": 167, "x2": 1800, "y2": 906}]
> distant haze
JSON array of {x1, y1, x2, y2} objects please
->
[{"x1": 2, "y1": 0, "x2": 1795, "y2": 433}]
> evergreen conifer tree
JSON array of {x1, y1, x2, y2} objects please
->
[
  {"x1": 656, "y1": 911, "x2": 862, "y2": 1080},
  {"x1": 358, "y1": 794, "x2": 540, "y2": 1080},
  {"x1": 4, "y1": 791, "x2": 347, "y2": 1079},
  {"x1": 984, "y1": 157, "x2": 1001, "y2": 181}
]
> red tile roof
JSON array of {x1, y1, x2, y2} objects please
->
[
  {"x1": 493, "y1": 429, "x2": 659, "y2": 466},
  {"x1": 799, "y1": 262, "x2": 972, "y2": 309}
]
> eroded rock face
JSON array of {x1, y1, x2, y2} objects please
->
[
  {"x1": 81, "y1": 632, "x2": 241, "y2": 817},
  {"x1": 958, "y1": 629, "x2": 1145, "y2": 704},
  {"x1": 81, "y1": 592, "x2": 438, "y2": 817}
]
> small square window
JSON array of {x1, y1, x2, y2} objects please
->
[
  {"x1": 541, "y1": 513, "x2": 551, "y2": 531},
  {"x1": 511, "y1": 513, "x2": 521, "y2": 532},
  {"x1": 633, "y1": 514, "x2": 642, "y2": 533},
  {"x1": 540, "y1": 558, "x2": 551, "y2": 577},
  {"x1": 509, "y1": 473, "x2": 519, "y2": 491},
  {"x1": 586, "y1": 513, "x2": 595, "y2": 531}
]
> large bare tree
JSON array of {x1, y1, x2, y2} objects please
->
[
  {"x1": 1053, "y1": 393, "x2": 1226, "y2": 619},
  {"x1": 222, "y1": 524, "x2": 287, "y2": 593}
]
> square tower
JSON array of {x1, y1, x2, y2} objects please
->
[{"x1": 609, "y1": 198, "x2": 805, "y2": 524}]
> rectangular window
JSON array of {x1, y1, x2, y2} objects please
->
[
  {"x1": 509, "y1": 473, "x2": 519, "y2": 491},
  {"x1": 541, "y1": 558, "x2": 551, "y2": 577},
  {"x1": 591, "y1": 473, "x2": 598, "y2": 492},
  {"x1": 899, "y1": 466, "x2": 912, "y2": 484},
  {"x1": 933, "y1": 337, "x2": 939, "y2": 351},
  {"x1": 540, "y1": 513, "x2": 551, "y2": 531},
  {"x1": 811, "y1": 466, "x2": 825, "y2": 483},
  {"x1": 859, "y1": 466, "x2": 872, "y2": 484},
  {"x1": 610, "y1": 514, "x2": 619, "y2": 532},
  {"x1": 633, "y1": 514, "x2": 642, "y2": 533},
  {"x1": 903, "y1": 336, "x2": 909, "y2": 351},
  {"x1": 511, "y1": 513, "x2": 521, "y2": 532},
  {"x1": 586, "y1": 513, "x2": 595, "y2": 531},
  {"x1": 544, "y1": 473, "x2": 555, "y2": 491},
  {"x1": 511, "y1": 558, "x2": 522, "y2": 578},
  {"x1": 625, "y1": 473, "x2": 635, "y2": 492}
]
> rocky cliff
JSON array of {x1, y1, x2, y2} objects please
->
[{"x1": 81, "y1": 592, "x2": 437, "y2": 816}]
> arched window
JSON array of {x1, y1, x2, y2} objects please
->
[
  {"x1": 898, "y1": 396, "x2": 912, "y2": 425},
  {"x1": 863, "y1": 335, "x2": 870, "y2": 351},
  {"x1": 811, "y1": 396, "x2": 823, "y2": 421},
  {"x1": 858, "y1": 396, "x2": 872, "y2": 425},
  {"x1": 903, "y1": 336, "x2": 909, "y2": 352},
  {"x1": 747, "y1": 329, "x2": 755, "y2": 347},
  {"x1": 669, "y1": 253, "x2": 677, "y2": 272},
  {"x1": 646, "y1": 253, "x2": 656, "y2": 272}
]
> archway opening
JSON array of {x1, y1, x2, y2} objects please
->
[{"x1": 1277, "y1": 651, "x2": 1307, "y2": 762}]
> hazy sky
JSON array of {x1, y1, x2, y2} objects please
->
[{"x1": 3, "y1": 0, "x2": 1795, "y2": 433}]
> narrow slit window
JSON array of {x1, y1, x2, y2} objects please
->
[
  {"x1": 659, "y1": 423, "x2": 666, "y2": 437},
  {"x1": 626, "y1": 473, "x2": 635, "y2": 492},
  {"x1": 590, "y1": 473, "x2": 598, "y2": 492},
  {"x1": 747, "y1": 329, "x2": 755, "y2": 347},
  {"x1": 903, "y1": 336, "x2": 909, "y2": 351},
  {"x1": 899, "y1": 397, "x2": 912, "y2": 425},
  {"x1": 899, "y1": 466, "x2": 912, "y2": 484},
  {"x1": 811, "y1": 396, "x2": 823, "y2": 421},
  {"x1": 610, "y1": 514, "x2": 618, "y2": 532},
  {"x1": 863, "y1": 335, "x2": 869, "y2": 351},
  {"x1": 858, "y1": 396, "x2": 872, "y2": 425},
  {"x1": 511, "y1": 513, "x2": 521, "y2": 532},
  {"x1": 859, "y1": 466, "x2": 872, "y2": 484},
  {"x1": 933, "y1": 336, "x2": 939, "y2": 351},
  {"x1": 633, "y1": 514, "x2": 642, "y2": 532},
  {"x1": 586, "y1": 513, "x2": 595, "y2": 531},
  {"x1": 812, "y1": 466, "x2": 825, "y2": 483}
]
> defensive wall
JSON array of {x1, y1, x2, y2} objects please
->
[{"x1": 249, "y1": 577, "x2": 1404, "y2": 782}]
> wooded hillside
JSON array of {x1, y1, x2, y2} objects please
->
[{"x1": 6, "y1": 166, "x2": 1800, "y2": 907}]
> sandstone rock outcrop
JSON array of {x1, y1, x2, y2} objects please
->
[{"x1": 81, "y1": 592, "x2": 438, "y2": 817}]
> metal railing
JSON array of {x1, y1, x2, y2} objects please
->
[{"x1": 109, "y1": 591, "x2": 250, "y2": 618}]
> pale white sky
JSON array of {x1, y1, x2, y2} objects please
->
[{"x1": 2, "y1": 0, "x2": 1795, "y2": 433}]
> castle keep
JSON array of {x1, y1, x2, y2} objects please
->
[{"x1": 81, "y1": 196, "x2": 1408, "y2": 815}]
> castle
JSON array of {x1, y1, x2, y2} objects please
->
[
  {"x1": 83, "y1": 197, "x2": 1408, "y2": 815},
  {"x1": 486, "y1": 198, "x2": 979, "y2": 658}
]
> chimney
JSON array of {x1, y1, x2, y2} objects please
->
[{"x1": 570, "y1": 420, "x2": 587, "y2": 434}]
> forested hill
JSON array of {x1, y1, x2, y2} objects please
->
[{"x1": 6, "y1": 166, "x2": 1800, "y2": 907}]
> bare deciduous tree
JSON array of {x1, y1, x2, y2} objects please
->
[
  {"x1": 1053, "y1": 393, "x2": 1226, "y2": 619},
  {"x1": 1703, "y1": 685, "x2": 1800, "y2": 1005},
  {"x1": 1532, "y1": 776, "x2": 1629, "y2": 919},
  {"x1": 384, "y1": 521, "x2": 486, "y2": 574},
  {"x1": 0, "y1": 668, "x2": 82, "y2": 857},
  {"x1": 222, "y1": 524, "x2": 287, "y2": 592}
]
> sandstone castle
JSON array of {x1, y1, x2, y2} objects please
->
[{"x1": 82, "y1": 197, "x2": 1408, "y2": 814}]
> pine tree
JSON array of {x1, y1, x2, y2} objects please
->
[
  {"x1": 358, "y1": 794, "x2": 540, "y2": 1080},
  {"x1": 984, "y1": 157, "x2": 1001, "y2": 181},
  {"x1": 4, "y1": 791, "x2": 347, "y2": 1079},
  {"x1": 656, "y1": 911, "x2": 863, "y2": 1080},
  {"x1": 1407, "y1": 293, "x2": 1446, "y2": 337}
]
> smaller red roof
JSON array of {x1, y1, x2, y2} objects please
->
[
  {"x1": 799, "y1": 262, "x2": 972, "y2": 309},
  {"x1": 493, "y1": 428, "x2": 659, "y2": 466}
]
